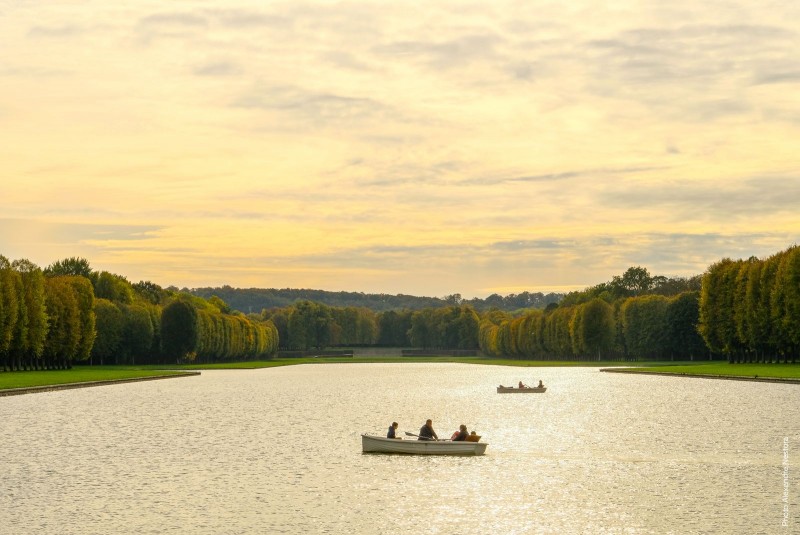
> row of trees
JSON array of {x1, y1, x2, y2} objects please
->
[
  {"x1": 4, "y1": 246, "x2": 797, "y2": 366},
  {"x1": 262, "y1": 301, "x2": 480, "y2": 350},
  {"x1": 1, "y1": 256, "x2": 279, "y2": 370},
  {"x1": 699, "y1": 246, "x2": 799, "y2": 362},
  {"x1": 478, "y1": 291, "x2": 708, "y2": 361},
  {"x1": 1, "y1": 256, "x2": 96, "y2": 371}
]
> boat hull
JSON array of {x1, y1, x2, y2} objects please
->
[
  {"x1": 496, "y1": 386, "x2": 546, "y2": 393},
  {"x1": 361, "y1": 435, "x2": 487, "y2": 455}
]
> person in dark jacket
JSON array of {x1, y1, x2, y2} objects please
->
[
  {"x1": 451, "y1": 424, "x2": 468, "y2": 441},
  {"x1": 418, "y1": 419, "x2": 438, "y2": 440},
  {"x1": 387, "y1": 422, "x2": 399, "y2": 439}
]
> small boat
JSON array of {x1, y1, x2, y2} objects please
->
[
  {"x1": 497, "y1": 385, "x2": 547, "y2": 393},
  {"x1": 361, "y1": 434, "x2": 488, "y2": 455}
]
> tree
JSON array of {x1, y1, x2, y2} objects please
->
[
  {"x1": 612, "y1": 266, "x2": 654, "y2": 297},
  {"x1": 773, "y1": 246, "x2": 800, "y2": 362},
  {"x1": 120, "y1": 304, "x2": 154, "y2": 365},
  {"x1": 287, "y1": 300, "x2": 332, "y2": 350},
  {"x1": 43, "y1": 276, "x2": 81, "y2": 369},
  {"x1": 66, "y1": 276, "x2": 96, "y2": 363},
  {"x1": 571, "y1": 298, "x2": 615, "y2": 359},
  {"x1": 0, "y1": 256, "x2": 21, "y2": 370},
  {"x1": 665, "y1": 291, "x2": 707, "y2": 360},
  {"x1": 133, "y1": 281, "x2": 168, "y2": 305},
  {"x1": 160, "y1": 300, "x2": 198, "y2": 361},
  {"x1": 11, "y1": 259, "x2": 49, "y2": 370},
  {"x1": 698, "y1": 259, "x2": 739, "y2": 359},
  {"x1": 44, "y1": 257, "x2": 94, "y2": 279},
  {"x1": 94, "y1": 271, "x2": 134, "y2": 304},
  {"x1": 92, "y1": 298, "x2": 124, "y2": 365},
  {"x1": 620, "y1": 295, "x2": 670, "y2": 360}
]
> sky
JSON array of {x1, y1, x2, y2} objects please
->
[{"x1": 1, "y1": 0, "x2": 799, "y2": 298}]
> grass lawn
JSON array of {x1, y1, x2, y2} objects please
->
[
  {"x1": 620, "y1": 362, "x2": 800, "y2": 380},
  {"x1": 0, "y1": 367, "x2": 195, "y2": 391}
]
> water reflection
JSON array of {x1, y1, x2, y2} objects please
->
[{"x1": 1, "y1": 364, "x2": 797, "y2": 534}]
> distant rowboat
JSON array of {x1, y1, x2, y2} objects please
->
[
  {"x1": 497, "y1": 385, "x2": 547, "y2": 393},
  {"x1": 361, "y1": 435, "x2": 488, "y2": 455}
]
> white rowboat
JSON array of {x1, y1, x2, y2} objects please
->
[
  {"x1": 496, "y1": 385, "x2": 547, "y2": 393},
  {"x1": 361, "y1": 434, "x2": 488, "y2": 455}
]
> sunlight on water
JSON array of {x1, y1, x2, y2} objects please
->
[{"x1": 1, "y1": 364, "x2": 798, "y2": 534}]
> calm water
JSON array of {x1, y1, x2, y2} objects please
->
[{"x1": 1, "y1": 364, "x2": 797, "y2": 534}]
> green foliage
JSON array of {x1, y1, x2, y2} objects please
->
[
  {"x1": 43, "y1": 277, "x2": 82, "y2": 368},
  {"x1": 66, "y1": 276, "x2": 96, "y2": 362},
  {"x1": 377, "y1": 310, "x2": 412, "y2": 346},
  {"x1": 665, "y1": 292, "x2": 706, "y2": 360},
  {"x1": 44, "y1": 257, "x2": 94, "y2": 280},
  {"x1": 132, "y1": 280, "x2": 169, "y2": 305},
  {"x1": 94, "y1": 271, "x2": 134, "y2": 304},
  {"x1": 0, "y1": 256, "x2": 21, "y2": 363},
  {"x1": 189, "y1": 286, "x2": 563, "y2": 313},
  {"x1": 570, "y1": 298, "x2": 615, "y2": 359},
  {"x1": 160, "y1": 300, "x2": 199, "y2": 360},
  {"x1": 120, "y1": 304, "x2": 155, "y2": 364},
  {"x1": 92, "y1": 298, "x2": 124, "y2": 365},
  {"x1": 11, "y1": 259, "x2": 49, "y2": 367},
  {"x1": 620, "y1": 295, "x2": 670, "y2": 360}
]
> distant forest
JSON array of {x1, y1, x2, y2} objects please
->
[
  {"x1": 2, "y1": 244, "x2": 798, "y2": 371},
  {"x1": 185, "y1": 286, "x2": 565, "y2": 313}
]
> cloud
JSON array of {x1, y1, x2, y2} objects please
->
[
  {"x1": 582, "y1": 23, "x2": 799, "y2": 119},
  {"x1": 754, "y1": 70, "x2": 800, "y2": 85},
  {"x1": 28, "y1": 25, "x2": 85, "y2": 38},
  {"x1": 193, "y1": 61, "x2": 242, "y2": 77},
  {"x1": 373, "y1": 34, "x2": 503, "y2": 71},
  {"x1": 0, "y1": 218, "x2": 162, "y2": 244},
  {"x1": 232, "y1": 84, "x2": 390, "y2": 127},
  {"x1": 600, "y1": 175, "x2": 800, "y2": 217},
  {"x1": 139, "y1": 12, "x2": 208, "y2": 28},
  {"x1": 210, "y1": 9, "x2": 290, "y2": 29}
]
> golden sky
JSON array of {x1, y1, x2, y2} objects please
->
[{"x1": 1, "y1": 1, "x2": 799, "y2": 297}]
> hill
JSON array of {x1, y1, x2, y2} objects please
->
[{"x1": 185, "y1": 286, "x2": 564, "y2": 313}]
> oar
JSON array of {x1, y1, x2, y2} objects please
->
[{"x1": 406, "y1": 431, "x2": 445, "y2": 442}]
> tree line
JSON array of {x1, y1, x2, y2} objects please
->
[
  {"x1": 261, "y1": 301, "x2": 480, "y2": 350},
  {"x1": 3, "y1": 245, "x2": 797, "y2": 367},
  {"x1": 698, "y1": 246, "x2": 799, "y2": 362},
  {"x1": 1, "y1": 256, "x2": 278, "y2": 371},
  {"x1": 189, "y1": 286, "x2": 564, "y2": 313},
  {"x1": 478, "y1": 291, "x2": 708, "y2": 361}
]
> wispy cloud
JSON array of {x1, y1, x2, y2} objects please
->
[{"x1": 3, "y1": 1, "x2": 800, "y2": 297}]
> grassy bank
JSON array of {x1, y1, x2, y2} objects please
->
[
  {"x1": 609, "y1": 362, "x2": 800, "y2": 380},
  {"x1": 0, "y1": 367, "x2": 195, "y2": 391}
]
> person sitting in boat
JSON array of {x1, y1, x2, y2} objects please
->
[
  {"x1": 451, "y1": 424, "x2": 468, "y2": 441},
  {"x1": 418, "y1": 419, "x2": 438, "y2": 441},
  {"x1": 518, "y1": 381, "x2": 528, "y2": 388},
  {"x1": 387, "y1": 421, "x2": 399, "y2": 439},
  {"x1": 537, "y1": 380, "x2": 544, "y2": 388}
]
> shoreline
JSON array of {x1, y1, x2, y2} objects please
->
[
  {"x1": 600, "y1": 368, "x2": 800, "y2": 384},
  {"x1": 0, "y1": 371, "x2": 201, "y2": 397}
]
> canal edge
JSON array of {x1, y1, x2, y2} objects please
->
[
  {"x1": 0, "y1": 371, "x2": 202, "y2": 397},
  {"x1": 599, "y1": 368, "x2": 800, "y2": 384}
]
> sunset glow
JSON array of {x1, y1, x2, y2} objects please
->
[{"x1": 2, "y1": 1, "x2": 799, "y2": 297}]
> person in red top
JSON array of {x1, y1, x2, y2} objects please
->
[{"x1": 451, "y1": 424, "x2": 468, "y2": 441}]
